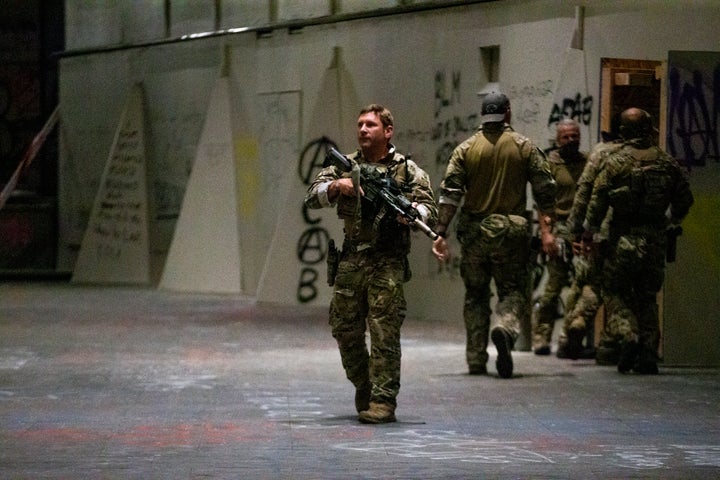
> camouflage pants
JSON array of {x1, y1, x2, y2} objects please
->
[
  {"x1": 600, "y1": 233, "x2": 666, "y2": 359},
  {"x1": 329, "y1": 248, "x2": 407, "y2": 407},
  {"x1": 557, "y1": 254, "x2": 603, "y2": 349},
  {"x1": 533, "y1": 252, "x2": 572, "y2": 348},
  {"x1": 458, "y1": 213, "x2": 531, "y2": 370}
]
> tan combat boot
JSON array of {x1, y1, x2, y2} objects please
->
[{"x1": 358, "y1": 402, "x2": 396, "y2": 424}]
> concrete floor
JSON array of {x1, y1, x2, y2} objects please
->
[{"x1": 1, "y1": 282, "x2": 719, "y2": 479}]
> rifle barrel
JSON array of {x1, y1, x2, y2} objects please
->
[{"x1": 327, "y1": 147, "x2": 352, "y2": 172}]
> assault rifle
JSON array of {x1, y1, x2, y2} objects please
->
[{"x1": 326, "y1": 147, "x2": 439, "y2": 240}]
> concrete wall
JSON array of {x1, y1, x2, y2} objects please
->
[{"x1": 58, "y1": 0, "x2": 720, "y2": 363}]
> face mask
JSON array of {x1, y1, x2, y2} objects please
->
[{"x1": 559, "y1": 141, "x2": 580, "y2": 157}]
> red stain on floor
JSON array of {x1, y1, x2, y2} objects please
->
[{"x1": 11, "y1": 422, "x2": 277, "y2": 448}]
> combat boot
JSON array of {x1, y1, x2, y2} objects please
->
[
  {"x1": 468, "y1": 364, "x2": 488, "y2": 375},
  {"x1": 595, "y1": 345, "x2": 620, "y2": 365},
  {"x1": 491, "y1": 326, "x2": 514, "y2": 379},
  {"x1": 578, "y1": 347, "x2": 596, "y2": 359},
  {"x1": 565, "y1": 318, "x2": 586, "y2": 360},
  {"x1": 617, "y1": 340, "x2": 641, "y2": 374},
  {"x1": 355, "y1": 380, "x2": 371, "y2": 413},
  {"x1": 633, "y1": 347, "x2": 659, "y2": 375},
  {"x1": 556, "y1": 333, "x2": 569, "y2": 359},
  {"x1": 358, "y1": 402, "x2": 396, "y2": 424},
  {"x1": 633, "y1": 358, "x2": 659, "y2": 375},
  {"x1": 532, "y1": 307, "x2": 553, "y2": 356}
]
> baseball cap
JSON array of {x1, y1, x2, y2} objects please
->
[{"x1": 481, "y1": 92, "x2": 510, "y2": 123}]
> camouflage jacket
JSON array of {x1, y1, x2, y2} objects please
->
[
  {"x1": 585, "y1": 139, "x2": 694, "y2": 237},
  {"x1": 304, "y1": 144, "x2": 437, "y2": 251},
  {"x1": 566, "y1": 140, "x2": 622, "y2": 236}
]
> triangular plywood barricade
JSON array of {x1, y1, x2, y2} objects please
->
[
  {"x1": 255, "y1": 47, "x2": 359, "y2": 305},
  {"x1": 72, "y1": 84, "x2": 151, "y2": 285},
  {"x1": 159, "y1": 76, "x2": 242, "y2": 294}
]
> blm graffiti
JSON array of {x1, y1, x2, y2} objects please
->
[
  {"x1": 296, "y1": 137, "x2": 336, "y2": 303},
  {"x1": 432, "y1": 69, "x2": 478, "y2": 170}
]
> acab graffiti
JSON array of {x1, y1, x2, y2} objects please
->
[
  {"x1": 296, "y1": 137, "x2": 335, "y2": 303},
  {"x1": 548, "y1": 92, "x2": 593, "y2": 127}
]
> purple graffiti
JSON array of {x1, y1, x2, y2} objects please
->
[{"x1": 667, "y1": 64, "x2": 720, "y2": 169}]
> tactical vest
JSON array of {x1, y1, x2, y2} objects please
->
[
  {"x1": 608, "y1": 146, "x2": 673, "y2": 227},
  {"x1": 336, "y1": 152, "x2": 413, "y2": 251}
]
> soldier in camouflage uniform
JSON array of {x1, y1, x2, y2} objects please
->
[
  {"x1": 583, "y1": 108, "x2": 693, "y2": 374},
  {"x1": 532, "y1": 119, "x2": 588, "y2": 356},
  {"x1": 432, "y1": 92, "x2": 556, "y2": 378},
  {"x1": 305, "y1": 104, "x2": 437, "y2": 423},
  {"x1": 560, "y1": 130, "x2": 623, "y2": 362}
]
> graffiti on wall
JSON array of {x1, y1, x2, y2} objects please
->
[
  {"x1": 292, "y1": 70, "x2": 601, "y2": 294},
  {"x1": 432, "y1": 69, "x2": 478, "y2": 169},
  {"x1": 151, "y1": 111, "x2": 204, "y2": 220},
  {"x1": 507, "y1": 80, "x2": 554, "y2": 127},
  {"x1": 432, "y1": 68, "x2": 476, "y2": 278},
  {"x1": 667, "y1": 55, "x2": 720, "y2": 169},
  {"x1": 434, "y1": 70, "x2": 462, "y2": 118},
  {"x1": 296, "y1": 137, "x2": 335, "y2": 303},
  {"x1": 508, "y1": 79, "x2": 594, "y2": 148},
  {"x1": 548, "y1": 93, "x2": 593, "y2": 127}
]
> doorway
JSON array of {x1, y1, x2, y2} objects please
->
[
  {"x1": 599, "y1": 58, "x2": 663, "y2": 144},
  {"x1": 596, "y1": 57, "x2": 665, "y2": 352}
]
